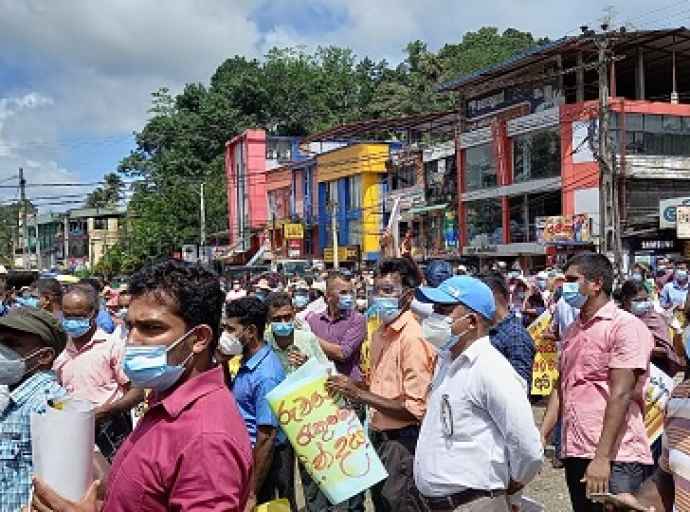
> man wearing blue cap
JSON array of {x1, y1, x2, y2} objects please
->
[{"x1": 414, "y1": 276, "x2": 543, "y2": 511}]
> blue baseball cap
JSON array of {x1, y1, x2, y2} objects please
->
[
  {"x1": 425, "y1": 260, "x2": 453, "y2": 287},
  {"x1": 416, "y1": 275, "x2": 496, "y2": 321}
]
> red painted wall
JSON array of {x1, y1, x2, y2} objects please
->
[{"x1": 225, "y1": 129, "x2": 269, "y2": 245}]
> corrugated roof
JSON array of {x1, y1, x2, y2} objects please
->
[{"x1": 436, "y1": 36, "x2": 577, "y2": 92}]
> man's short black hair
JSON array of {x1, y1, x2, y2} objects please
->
[
  {"x1": 480, "y1": 272, "x2": 509, "y2": 301},
  {"x1": 565, "y1": 252, "x2": 614, "y2": 296},
  {"x1": 620, "y1": 279, "x2": 646, "y2": 303},
  {"x1": 38, "y1": 278, "x2": 63, "y2": 301},
  {"x1": 267, "y1": 292, "x2": 292, "y2": 312},
  {"x1": 225, "y1": 297, "x2": 268, "y2": 339},
  {"x1": 80, "y1": 277, "x2": 103, "y2": 293},
  {"x1": 129, "y1": 259, "x2": 224, "y2": 353},
  {"x1": 375, "y1": 258, "x2": 420, "y2": 289}
]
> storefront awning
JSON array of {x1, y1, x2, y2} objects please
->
[{"x1": 408, "y1": 204, "x2": 448, "y2": 215}]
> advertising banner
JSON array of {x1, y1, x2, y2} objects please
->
[
  {"x1": 677, "y1": 206, "x2": 690, "y2": 239},
  {"x1": 529, "y1": 311, "x2": 558, "y2": 396},
  {"x1": 267, "y1": 361, "x2": 387, "y2": 505},
  {"x1": 284, "y1": 223, "x2": 304, "y2": 240},
  {"x1": 536, "y1": 215, "x2": 591, "y2": 244}
]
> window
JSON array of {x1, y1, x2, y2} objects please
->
[
  {"x1": 508, "y1": 195, "x2": 527, "y2": 243},
  {"x1": 513, "y1": 129, "x2": 561, "y2": 183},
  {"x1": 528, "y1": 192, "x2": 562, "y2": 240},
  {"x1": 93, "y1": 217, "x2": 108, "y2": 230},
  {"x1": 389, "y1": 162, "x2": 416, "y2": 191},
  {"x1": 348, "y1": 219, "x2": 362, "y2": 246},
  {"x1": 616, "y1": 114, "x2": 690, "y2": 156},
  {"x1": 349, "y1": 175, "x2": 362, "y2": 210},
  {"x1": 466, "y1": 198, "x2": 503, "y2": 246},
  {"x1": 425, "y1": 156, "x2": 458, "y2": 205},
  {"x1": 464, "y1": 144, "x2": 497, "y2": 191}
]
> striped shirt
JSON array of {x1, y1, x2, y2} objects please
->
[
  {"x1": 660, "y1": 379, "x2": 690, "y2": 511},
  {"x1": 0, "y1": 371, "x2": 66, "y2": 511}
]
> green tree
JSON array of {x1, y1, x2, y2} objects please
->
[
  {"x1": 85, "y1": 172, "x2": 124, "y2": 208},
  {"x1": 110, "y1": 27, "x2": 546, "y2": 269}
]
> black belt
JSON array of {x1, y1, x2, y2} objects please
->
[
  {"x1": 370, "y1": 425, "x2": 419, "y2": 442},
  {"x1": 423, "y1": 489, "x2": 506, "y2": 510}
]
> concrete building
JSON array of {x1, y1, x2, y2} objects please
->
[
  {"x1": 65, "y1": 207, "x2": 126, "y2": 270},
  {"x1": 438, "y1": 28, "x2": 690, "y2": 269}
]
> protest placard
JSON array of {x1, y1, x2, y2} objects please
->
[
  {"x1": 266, "y1": 360, "x2": 387, "y2": 505},
  {"x1": 529, "y1": 311, "x2": 558, "y2": 396},
  {"x1": 644, "y1": 363, "x2": 675, "y2": 445}
]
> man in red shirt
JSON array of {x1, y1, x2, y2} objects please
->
[{"x1": 31, "y1": 259, "x2": 253, "y2": 512}]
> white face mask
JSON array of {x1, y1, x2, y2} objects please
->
[
  {"x1": 410, "y1": 298, "x2": 434, "y2": 319},
  {"x1": 422, "y1": 312, "x2": 472, "y2": 352},
  {"x1": 218, "y1": 331, "x2": 243, "y2": 356}
]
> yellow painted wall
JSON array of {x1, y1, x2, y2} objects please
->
[
  {"x1": 316, "y1": 143, "x2": 389, "y2": 183},
  {"x1": 361, "y1": 172, "x2": 381, "y2": 255}
]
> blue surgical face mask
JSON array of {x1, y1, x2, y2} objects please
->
[
  {"x1": 272, "y1": 321, "x2": 294, "y2": 337},
  {"x1": 631, "y1": 272, "x2": 643, "y2": 283},
  {"x1": 537, "y1": 279, "x2": 547, "y2": 291},
  {"x1": 292, "y1": 295, "x2": 309, "y2": 309},
  {"x1": 122, "y1": 328, "x2": 195, "y2": 393},
  {"x1": 630, "y1": 300, "x2": 652, "y2": 317},
  {"x1": 676, "y1": 269, "x2": 688, "y2": 284},
  {"x1": 371, "y1": 296, "x2": 401, "y2": 325},
  {"x1": 562, "y1": 281, "x2": 587, "y2": 308},
  {"x1": 17, "y1": 297, "x2": 39, "y2": 308},
  {"x1": 410, "y1": 298, "x2": 434, "y2": 319},
  {"x1": 62, "y1": 317, "x2": 93, "y2": 338},
  {"x1": 422, "y1": 312, "x2": 472, "y2": 352},
  {"x1": 338, "y1": 294, "x2": 354, "y2": 311}
]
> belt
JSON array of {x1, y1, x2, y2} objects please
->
[
  {"x1": 370, "y1": 425, "x2": 420, "y2": 442},
  {"x1": 423, "y1": 489, "x2": 506, "y2": 510}
]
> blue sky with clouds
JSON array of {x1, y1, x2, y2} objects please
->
[{"x1": 0, "y1": 0, "x2": 683, "y2": 211}]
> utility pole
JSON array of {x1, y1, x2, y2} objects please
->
[
  {"x1": 63, "y1": 215, "x2": 69, "y2": 267},
  {"x1": 33, "y1": 213, "x2": 41, "y2": 270},
  {"x1": 19, "y1": 168, "x2": 29, "y2": 270},
  {"x1": 594, "y1": 30, "x2": 623, "y2": 275},
  {"x1": 199, "y1": 182, "x2": 206, "y2": 261},
  {"x1": 331, "y1": 200, "x2": 339, "y2": 270}
]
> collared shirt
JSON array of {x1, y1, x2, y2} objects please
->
[
  {"x1": 307, "y1": 308, "x2": 367, "y2": 381},
  {"x1": 54, "y1": 328, "x2": 130, "y2": 407},
  {"x1": 265, "y1": 327, "x2": 328, "y2": 374},
  {"x1": 553, "y1": 297, "x2": 579, "y2": 338},
  {"x1": 414, "y1": 337, "x2": 543, "y2": 498},
  {"x1": 231, "y1": 344, "x2": 285, "y2": 446},
  {"x1": 559, "y1": 300, "x2": 653, "y2": 463},
  {"x1": 489, "y1": 312, "x2": 535, "y2": 388},
  {"x1": 369, "y1": 310, "x2": 435, "y2": 431},
  {"x1": 0, "y1": 371, "x2": 66, "y2": 511},
  {"x1": 97, "y1": 307, "x2": 115, "y2": 334},
  {"x1": 659, "y1": 379, "x2": 690, "y2": 509},
  {"x1": 660, "y1": 281, "x2": 688, "y2": 309},
  {"x1": 103, "y1": 366, "x2": 252, "y2": 512}
]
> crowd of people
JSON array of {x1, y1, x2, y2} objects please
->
[{"x1": 2, "y1": 246, "x2": 690, "y2": 511}]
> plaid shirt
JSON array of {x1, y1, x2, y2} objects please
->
[
  {"x1": 489, "y1": 312, "x2": 535, "y2": 389},
  {"x1": 0, "y1": 371, "x2": 66, "y2": 511}
]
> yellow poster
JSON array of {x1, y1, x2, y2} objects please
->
[
  {"x1": 266, "y1": 361, "x2": 387, "y2": 505},
  {"x1": 529, "y1": 311, "x2": 558, "y2": 396}
]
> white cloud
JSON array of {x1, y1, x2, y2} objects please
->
[{"x1": 0, "y1": 0, "x2": 680, "y2": 207}]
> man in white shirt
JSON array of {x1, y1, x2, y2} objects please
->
[{"x1": 414, "y1": 276, "x2": 543, "y2": 511}]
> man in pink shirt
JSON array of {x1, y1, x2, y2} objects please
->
[
  {"x1": 54, "y1": 284, "x2": 143, "y2": 461},
  {"x1": 33, "y1": 259, "x2": 253, "y2": 512},
  {"x1": 540, "y1": 253, "x2": 653, "y2": 512}
]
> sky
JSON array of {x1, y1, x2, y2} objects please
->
[{"x1": 0, "y1": 0, "x2": 685, "y2": 212}]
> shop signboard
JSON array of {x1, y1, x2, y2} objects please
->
[
  {"x1": 677, "y1": 206, "x2": 690, "y2": 239},
  {"x1": 535, "y1": 215, "x2": 591, "y2": 244},
  {"x1": 287, "y1": 239, "x2": 302, "y2": 258},
  {"x1": 323, "y1": 245, "x2": 360, "y2": 263},
  {"x1": 284, "y1": 223, "x2": 304, "y2": 240},
  {"x1": 659, "y1": 196, "x2": 690, "y2": 229}
]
